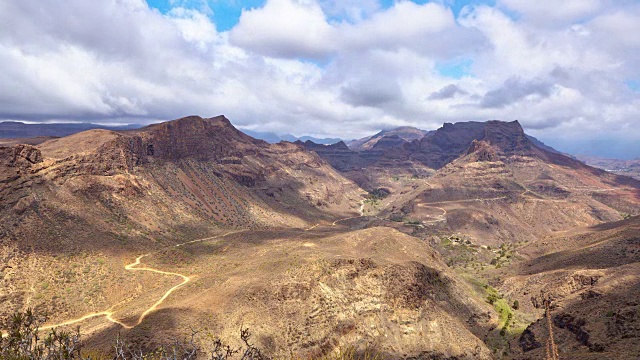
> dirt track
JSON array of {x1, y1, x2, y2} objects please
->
[{"x1": 34, "y1": 232, "x2": 239, "y2": 332}]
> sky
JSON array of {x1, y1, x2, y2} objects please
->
[{"x1": 1, "y1": 0, "x2": 640, "y2": 158}]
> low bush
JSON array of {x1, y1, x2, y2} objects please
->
[{"x1": 1, "y1": 309, "x2": 267, "y2": 360}]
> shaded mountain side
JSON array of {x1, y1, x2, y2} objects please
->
[
  {"x1": 0, "y1": 116, "x2": 364, "y2": 254},
  {"x1": 371, "y1": 134, "x2": 407, "y2": 150},
  {"x1": 495, "y1": 216, "x2": 640, "y2": 359},
  {"x1": 303, "y1": 121, "x2": 593, "y2": 181},
  {"x1": 406, "y1": 120, "x2": 566, "y2": 170},
  {"x1": 300, "y1": 137, "x2": 435, "y2": 192}
]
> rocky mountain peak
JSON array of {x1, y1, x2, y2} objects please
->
[{"x1": 133, "y1": 115, "x2": 262, "y2": 161}]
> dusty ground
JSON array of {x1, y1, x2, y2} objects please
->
[{"x1": 19, "y1": 226, "x2": 496, "y2": 359}]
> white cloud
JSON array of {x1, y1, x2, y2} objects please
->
[
  {"x1": 0, "y1": 0, "x2": 639, "y2": 155},
  {"x1": 229, "y1": 0, "x2": 335, "y2": 59},
  {"x1": 168, "y1": 8, "x2": 219, "y2": 51},
  {"x1": 340, "y1": 2, "x2": 454, "y2": 48},
  {"x1": 498, "y1": 0, "x2": 609, "y2": 26},
  {"x1": 318, "y1": 0, "x2": 380, "y2": 22}
]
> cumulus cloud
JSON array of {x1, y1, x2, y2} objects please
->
[
  {"x1": 340, "y1": 78, "x2": 403, "y2": 108},
  {"x1": 318, "y1": 0, "x2": 380, "y2": 22},
  {"x1": 0, "y1": 0, "x2": 639, "y2": 155},
  {"x1": 498, "y1": 0, "x2": 609, "y2": 26},
  {"x1": 428, "y1": 84, "x2": 468, "y2": 100},
  {"x1": 481, "y1": 77, "x2": 554, "y2": 108},
  {"x1": 229, "y1": 0, "x2": 335, "y2": 59}
]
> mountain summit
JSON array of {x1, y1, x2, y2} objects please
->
[{"x1": 347, "y1": 126, "x2": 431, "y2": 151}]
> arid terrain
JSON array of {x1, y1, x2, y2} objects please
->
[{"x1": 1, "y1": 116, "x2": 639, "y2": 359}]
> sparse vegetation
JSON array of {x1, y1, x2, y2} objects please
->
[
  {"x1": 490, "y1": 243, "x2": 515, "y2": 268},
  {"x1": 1, "y1": 310, "x2": 389, "y2": 360},
  {"x1": 1, "y1": 309, "x2": 268, "y2": 360},
  {"x1": 364, "y1": 194, "x2": 381, "y2": 207},
  {"x1": 486, "y1": 292, "x2": 499, "y2": 305},
  {"x1": 0, "y1": 308, "x2": 82, "y2": 360}
]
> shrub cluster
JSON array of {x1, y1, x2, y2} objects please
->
[{"x1": 1, "y1": 309, "x2": 267, "y2": 360}]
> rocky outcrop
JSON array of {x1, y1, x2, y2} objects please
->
[
  {"x1": 554, "y1": 313, "x2": 604, "y2": 352},
  {"x1": 0, "y1": 144, "x2": 42, "y2": 168},
  {"x1": 0, "y1": 145, "x2": 43, "y2": 207},
  {"x1": 132, "y1": 115, "x2": 263, "y2": 162},
  {"x1": 519, "y1": 326, "x2": 542, "y2": 352},
  {"x1": 464, "y1": 140, "x2": 498, "y2": 162}
]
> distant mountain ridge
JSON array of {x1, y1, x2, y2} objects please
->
[
  {"x1": 241, "y1": 129, "x2": 342, "y2": 145},
  {"x1": 347, "y1": 126, "x2": 432, "y2": 151},
  {"x1": 0, "y1": 121, "x2": 576, "y2": 162},
  {"x1": 0, "y1": 121, "x2": 141, "y2": 139}
]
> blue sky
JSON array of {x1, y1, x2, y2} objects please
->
[
  {"x1": 146, "y1": 0, "x2": 496, "y2": 31},
  {"x1": 2, "y1": 0, "x2": 640, "y2": 158},
  {"x1": 146, "y1": 0, "x2": 265, "y2": 31}
]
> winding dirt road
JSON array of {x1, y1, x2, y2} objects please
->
[
  {"x1": 35, "y1": 232, "x2": 236, "y2": 332},
  {"x1": 416, "y1": 203, "x2": 448, "y2": 223}
]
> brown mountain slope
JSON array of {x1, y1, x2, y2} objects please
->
[
  {"x1": 0, "y1": 119, "x2": 507, "y2": 358},
  {"x1": 2, "y1": 116, "x2": 364, "y2": 243},
  {"x1": 349, "y1": 121, "x2": 640, "y2": 246},
  {"x1": 496, "y1": 216, "x2": 640, "y2": 359},
  {"x1": 0, "y1": 115, "x2": 364, "y2": 322},
  {"x1": 36, "y1": 227, "x2": 497, "y2": 359}
]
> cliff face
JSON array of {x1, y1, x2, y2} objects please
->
[
  {"x1": 131, "y1": 115, "x2": 263, "y2": 162},
  {"x1": 406, "y1": 120, "x2": 542, "y2": 169},
  {"x1": 306, "y1": 120, "x2": 544, "y2": 172},
  {"x1": 0, "y1": 145, "x2": 44, "y2": 209}
]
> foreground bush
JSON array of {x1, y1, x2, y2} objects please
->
[
  {"x1": 1, "y1": 309, "x2": 267, "y2": 360},
  {"x1": 0, "y1": 308, "x2": 82, "y2": 360},
  {"x1": 1, "y1": 310, "x2": 385, "y2": 359}
]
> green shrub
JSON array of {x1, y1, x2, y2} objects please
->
[{"x1": 487, "y1": 293, "x2": 499, "y2": 305}]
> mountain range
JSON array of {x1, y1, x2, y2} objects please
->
[{"x1": 1, "y1": 115, "x2": 639, "y2": 359}]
